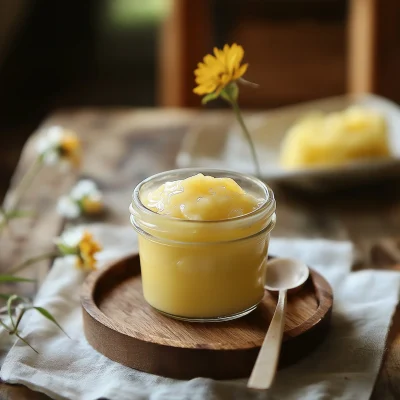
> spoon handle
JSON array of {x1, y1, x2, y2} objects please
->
[{"x1": 247, "y1": 290, "x2": 287, "y2": 390}]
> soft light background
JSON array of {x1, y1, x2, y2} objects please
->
[{"x1": 1, "y1": 0, "x2": 400, "y2": 198}]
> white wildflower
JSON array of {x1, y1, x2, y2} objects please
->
[
  {"x1": 56, "y1": 179, "x2": 104, "y2": 219},
  {"x1": 36, "y1": 126, "x2": 81, "y2": 168},
  {"x1": 70, "y1": 180, "x2": 98, "y2": 200},
  {"x1": 57, "y1": 196, "x2": 81, "y2": 219}
]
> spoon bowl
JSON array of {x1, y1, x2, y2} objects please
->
[{"x1": 265, "y1": 258, "x2": 310, "y2": 292}]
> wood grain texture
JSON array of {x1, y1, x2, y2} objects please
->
[
  {"x1": 81, "y1": 253, "x2": 332, "y2": 379},
  {"x1": 158, "y1": 0, "x2": 212, "y2": 107},
  {"x1": 347, "y1": 0, "x2": 377, "y2": 94},
  {"x1": 348, "y1": 0, "x2": 400, "y2": 102},
  {"x1": 2, "y1": 108, "x2": 400, "y2": 398}
]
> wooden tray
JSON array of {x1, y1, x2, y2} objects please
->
[{"x1": 81, "y1": 254, "x2": 333, "y2": 380}]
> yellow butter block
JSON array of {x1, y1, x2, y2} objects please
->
[{"x1": 280, "y1": 106, "x2": 390, "y2": 169}]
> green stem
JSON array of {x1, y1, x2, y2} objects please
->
[
  {"x1": 15, "y1": 333, "x2": 38, "y2": 353},
  {"x1": 229, "y1": 97, "x2": 261, "y2": 177},
  {"x1": 7, "y1": 251, "x2": 59, "y2": 276},
  {"x1": 11, "y1": 307, "x2": 26, "y2": 334},
  {"x1": 6, "y1": 157, "x2": 42, "y2": 213},
  {"x1": 0, "y1": 318, "x2": 11, "y2": 332},
  {"x1": 7, "y1": 295, "x2": 17, "y2": 330}
]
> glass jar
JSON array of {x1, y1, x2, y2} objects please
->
[{"x1": 129, "y1": 169, "x2": 276, "y2": 322}]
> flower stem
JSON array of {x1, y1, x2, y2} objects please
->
[
  {"x1": 16, "y1": 333, "x2": 38, "y2": 353},
  {"x1": 6, "y1": 157, "x2": 42, "y2": 213},
  {"x1": 0, "y1": 318, "x2": 11, "y2": 331},
  {"x1": 229, "y1": 97, "x2": 261, "y2": 177},
  {"x1": 11, "y1": 307, "x2": 26, "y2": 334},
  {"x1": 8, "y1": 251, "x2": 59, "y2": 276}
]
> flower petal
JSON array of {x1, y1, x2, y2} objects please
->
[
  {"x1": 226, "y1": 44, "x2": 244, "y2": 76},
  {"x1": 203, "y1": 54, "x2": 217, "y2": 66},
  {"x1": 57, "y1": 196, "x2": 81, "y2": 219},
  {"x1": 213, "y1": 47, "x2": 226, "y2": 64},
  {"x1": 193, "y1": 81, "x2": 217, "y2": 95},
  {"x1": 58, "y1": 227, "x2": 85, "y2": 248},
  {"x1": 70, "y1": 179, "x2": 98, "y2": 200},
  {"x1": 233, "y1": 63, "x2": 248, "y2": 80}
]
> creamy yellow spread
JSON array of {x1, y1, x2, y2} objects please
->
[
  {"x1": 280, "y1": 106, "x2": 390, "y2": 169},
  {"x1": 143, "y1": 173, "x2": 260, "y2": 220}
]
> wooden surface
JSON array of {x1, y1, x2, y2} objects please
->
[
  {"x1": 158, "y1": 0, "x2": 212, "y2": 107},
  {"x1": 347, "y1": 0, "x2": 400, "y2": 100},
  {"x1": 347, "y1": 0, "x2": 377, "y2": 94},
  {"x1": 1, "y1": 108, "x2": 400, "y2": 397},
  {"x1": 81, "y1": 254, "x2": 332, "y2": 380}
]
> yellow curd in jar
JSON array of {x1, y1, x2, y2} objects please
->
[
  {"x1": 131, "y1": 172, "x2": 275, "y2": 320},
  {"x1": 145, "y1": 173, "x2": 260, "y2": 220}
]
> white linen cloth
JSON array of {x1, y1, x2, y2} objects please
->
[{"x1": 1, "y1": 224, "x2": 400, "y2": 400}]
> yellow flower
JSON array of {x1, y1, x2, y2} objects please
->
[
  {"x1": 193, "y1": 43, "x2": 248, "y2": 96},
  {"x1": 77, "y1": 231, "x2": 102, "y2": 271},
  {"x1": 60, "y1": 134, "x2": 81, "y2": 168},
  {"x1": 81, "y1": 197, "x2": 104, "y2": 214},
  {"x1": 193, "y1": 43, "x2": 260, "y2": 176}
]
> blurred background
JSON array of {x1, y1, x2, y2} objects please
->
[{"x1": 1, "y1": 0, "x2": 399, "y2": 199}]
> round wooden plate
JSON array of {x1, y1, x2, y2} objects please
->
[{"x1": 81, "y1": 254, "x2": 333, "y2": 380}]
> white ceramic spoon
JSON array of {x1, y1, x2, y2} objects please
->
[{"x1": 247, "y1": 258, "x2": 310, "y2": 390}]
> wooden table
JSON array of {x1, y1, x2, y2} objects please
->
[{"x1": 1, "y1": 108, "x2": 400, "y2": 399}]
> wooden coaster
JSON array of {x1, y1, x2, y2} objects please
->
[{"x1": 81, "y1": 254, "x2": 333, "y2": 380}]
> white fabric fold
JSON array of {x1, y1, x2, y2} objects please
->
[{"x1": 1, "y1": 224, "x2": 399, "y2": 400}]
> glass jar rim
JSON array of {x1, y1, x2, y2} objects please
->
[
  {"x1": 130, "y1": 168, "x2": 276, "y2": 225},
  {"x1": 130, "y1": 213, "x2": 276, "y2": 246}
]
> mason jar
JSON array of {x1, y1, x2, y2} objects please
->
[{"x1": 129, "y1": 169, "x2": 276, "y2": 322}]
